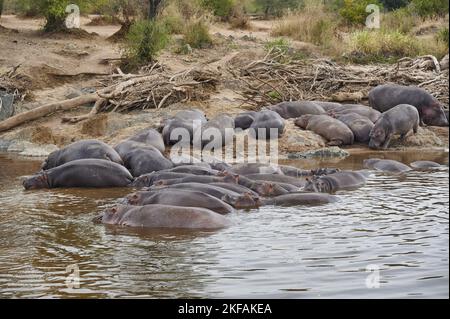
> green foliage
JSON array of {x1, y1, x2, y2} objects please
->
[
  {"x1": 183, "y1": 19, "x2": 212, "y2": 49},
  {"x1": 254, "y1": 0, "x2": 301, "y2": 17},
  {"x1": 200, "y1": 0, "x2": 234, "y2": 18},
  {"x1": 123, "y1": 19, "x2": 170, "y2": 69},
  {"x1": 379, "y1": 0, "x2": 410, "y2": 11},
  {"x1": 382, "y1": 6, "x2": 419, "y2": 34},
  {"x1": 338, "y1": 0, "x2": 383, "y2": 25},
  {"x1": 436, "y1": 27, "x2": 449, "y2": 47},
  {"x1": 264, "y1": 37, "x2": 290, "y2": 53},
  {"x1": 410, "y1": 0, "x2": 449, "y2": 17}
]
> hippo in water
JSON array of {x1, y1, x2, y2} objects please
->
[
  {"x1": 295, "y1": 114, "x2": 354, "y2": 146},
  {"x1": 304, "y1": 171, "x2": 368, "y2": 193},
  {"x1": 410, "y1": 161, "x2": 444, "y2": 170},
  {"x1": 369, "y1": 84, "x2": 448, "y2": 126},
  {"x1": 166, "y1": 165, "x2": 219, "y2": 176},
  {"x1": 269, "y1": 101, "x2": 325, "y2": 119},
  {"x1": 41, "y1": 139, "x2": 123, "y2": 170},
  {"x1": 368, "y1": 104, "x2": 419, "y2": 150},
  {"x1": 95, "y1": 204, "x2": 232, "y2": 230},
  {"x1": 363, "y1": 158, "x2": 412, "y2": 174},
  {"x1": 244, "y1": 174, "x2": 305, "y2": 188},
  {"x1": 279, "y1": 166, "x2": 340, "y2": 178},
  {"x1": 249, "y1": 110, "x2": 286, "y2": 139},
  {"x1": 263, "y1": 193, "x2": 338, "y2": 206},
  {"x1": 334, "y1": 112, "x2": 374, "y2": 143},
  {"x1": 125, "y1": 189, "x2": 235, "y2": 215},
  {"x1": 127, "y1": 129, "x2": 165, "y2": 153},
  {"x1": 227, "y1": 163, "x2": 284, "y2": 175},
  {"x1": 115, "y1": 141, "x2": 173, "y2": 177},
  {"x1": 23, "y1": 159, "x2": 134, "y2": 190}
]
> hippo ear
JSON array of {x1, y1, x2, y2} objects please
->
[
  {"x1": 132, "y1": 194, "x2": 138, "y2": 199},
  {"x1": 306, "y1": 177, "x2": 310, "y2": 182},
  {"x1": 111, "y1": 207, "x2": 117, "y2": 214},
  {"x1": 233, "y1": 174, "x2": 239, "y2": 183}
]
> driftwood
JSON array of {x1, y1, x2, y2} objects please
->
[
  {"x1": 229, "y1": 49, "x2": 449, "y2": 108},
  {"x1": 0, "y1": 63, "x2": 219, "y2": 133}
]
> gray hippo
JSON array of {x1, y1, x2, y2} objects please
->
[
  {"x1": 263, "y1": 193, "x2": 338, "y2": 206},
  {"x1": 42, "y1": 139, "x2": 123, "y2": 170},
  {"x1": 363, "y1": 158, "x2": 412, "y2": 174},
  {"x1": 131, "y1": 172, "x2": 193, "y2": 188},
  {"x1": 156, "y1": 174, "x2": 238, "y2": 186},
  {"x1": 312, "y1": 101, "x2": 342, "y2": 112},
  {"x1": 334, "y1": 112, "x2": 374, "y2": 143},
  {"x1": 235, "y1": 175, "x2": 288, "y2": 196},
  {"x1": 161, "y1": 109, "x2": 207, "y2": 145},
  {"x1": 115, "y1": 140, "x2": 173, "y2": 177},
  {"x1": 234, "y1": 111, "x2": 258, "y2": 130},
  {"x1": 329, "y1": 104, "x2": 381, "y2": 123},
  {"x1": 295, "y1": 114, "x2": 354, "y2": 146},
  {"x1": 166, "y1": 165, "x2": 219, "y2": 176},
  {"x1": 210, "y1": 182, "x2": 259, "y2": 197},
  {"x1": 410, "y1": 161, "x2": 444, "y2": 170},
  {"x1": 245, "y1": 174, "x2": 305, "y2": 188},
  {"x1": 196, "y1": 114, "x2": 235, "y2": 148},
  {"x1": 279, "y1": 166, "x2": 340, "y2": 178},
  {"x1": 249, "y1": 110, "x2": 286, "y2": 139},
  {"x1": 95, "y1": 204, "x2": 232, "y2": 230},
  {"x1": 128, "y1": 129, "x2": 165, "y2": 153},
  {"x1": 269, "y1": 101, "x2": 325, "y2": 119},
  {"x1": 125, "y1": 189, "x2": 235, "y2": 215},
  {"x1": 304, "y1": 171, "x2": 368, "y2": 193},
  {"x1": 227, "y1": 163, "x2": 284, "y2": 175},
  {"x1": 369, "y1": 84, "x2": 448, "y2": 126},
  {"x1": 369, "y1": 104, "x2": 419, "y2": 149},
  {"x1": 23, "y1": 159, "x2": 133, "y2": 190}
]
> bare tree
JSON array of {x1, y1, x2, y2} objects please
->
[{"x1": 148, "y1": 0, "x2": 163, "y2": 20}]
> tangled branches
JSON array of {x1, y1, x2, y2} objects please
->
[
  {"x1": 230, "y1": 49, "x2": 449, "y2": 108},
  {"x1": 0, "y1": 64, "x2": 32, "y2": 100}
]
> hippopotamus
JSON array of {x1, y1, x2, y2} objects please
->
[
  {"x1": 410, "y1": 161, "x2": 444, "y2": 170},
  {"x1": 363, "y1": 158, "x2": 411, "y2": 174},
  {"x1": 41, "y1": 140, "x2": 123, "y2": 170},
  {"x1": 23, "y1": 159, "x2": 133, "y2": 190},
  {"x1": 234, "y1": 111, "x2": 258, "y2": 130},
  {"x1": 249, "y1": 110, "x2": 286, "y2": 139},
  {"x1": 115, "y1": 141, "x2": 173, "y2": 177},
  {"x1": 156, "y1": 174, "x2": 238, "y2": 186},
  {"x1": 227, "y1": 163, "x2": 283, "y2": 175},
  {"x1": 161, "y1": 109, "x2": 207, "y2": 145},
  {"x1": 245, "y1": 174, "x2": 305, "y2": 188},
  {"x1": 196, "y1": 114, "x2": 235, "y2": 148},
  {"x1": 125, "y1": 189, "x2": 235, "y2": 214},
  {"x1": 295, "y1": 114, "x2": 354, "y2": 146},
  {"x1": 269, "y1": 101, "x2": 325, "y2": 119},
  {"x1": 262, "y1": 193, "x2": 338, "y2": 206},
  {"x1": 210, "y1": 182, "x2": 259, "y2": 197},
  {"x1": 235, "y1": 175, "x2": 288, "y2": 196},
  {"x1": 312, "y1": 101, "x2": 343, "y2": 112},
  {"x1": 334, "y1": 112, "x2": 374, "y2": 143},
  {"x1": 131, "y1": 171, "x2": 194, "y2": 188},
  {"x1": 166, "y1": 165, "x2": 219, "y2": 175},
  {"x1": 329, "y1": 104, "x2": 381, "y2": 123},
  {"x1": 127, "y1": 129, "x2": 165, "y2": 153},
  {"x1": 279, "y1": 166, "x2": 340, "y2": 178},
  {"x1": 304, "y1": 171, "x2": 368, "y2": 193},
  {"x1": 368, "y1": 84, "x2": 448, "y2": 126},
  {"x1": 368, "y1": 104, "x2": 419, "y2": 150},
  {"x1": 95, "y1": 204, "x2": 232, "y2": 230}
]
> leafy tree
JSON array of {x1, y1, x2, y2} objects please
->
[
  {"x1": 339, "y1": 0, "x2": 383, "y2": 25},
  {"x1": 200, "y1": 0, "x2": 234, "y2": 18},
  {"x1": 254, "y1": 0, "x2": 302, "y2": 17},
  {"x1": 148, "y1": 0, "x2": 164, "y2": 19},
  {"x1": 411, "y1": 0, "x2": 449, "y2": 17},
  {"x1": 379, "y1": 0, "x2": 410, "y2": 11}
]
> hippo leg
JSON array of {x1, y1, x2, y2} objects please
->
[
  {"x1": 327, "y1": 139, "x2": 343, "y2": 147},
  {"x1": 381, "y1": 136, "x2": 392, "y2": 149},
  {"x1": 413, "y1": 121, "x2": 419, "y2": 134}
]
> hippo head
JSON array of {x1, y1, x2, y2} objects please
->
[
  {"x1": 95, "y1": 205, "x2": 129, "y2": 225},
  {"x1": 40, "y1": 151, "x2": 58, "y2": 171},
  {"x1": 223, "y1": 193, "x2": 262, "y2": 210},
  {"x1": 363, "y1": 158, "x2": 381, "y2": 169},
  {"x1": 23, "y1": 173, "x2": 50, "y2": 190},
  {"x1": 304, "y1": 176, "x2": 331, "y2": 193},
  {"x1": 131, "y1": 174, "x2": 151, "y2": 188},
  {"x1": 422, "y1": 102, "x2": 448, "y2": 126},
  {"x1": 311, "y1": 168, "x2": 340, "y2": 176},
  {"x1": 294, "y1": 115, "x2": 312, "y2": 129},
  {"x1": 368, "y1": 126, "x2": 386, "y2": 149},
  {"x1": 220, "y1": 171, "x2": 239, "y2": 184},
  {"x1": 126, "y1": 192, "x2": 145, "y2": 205},
  {"x1": 254, "y1": 182, "x2": 274, "y2": 196}
]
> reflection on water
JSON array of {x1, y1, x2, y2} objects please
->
[{"x1": 0, "y1": 151, "x2": 448, "y2": 298}]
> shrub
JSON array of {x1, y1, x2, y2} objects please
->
[
  {"x1": 410, "y1": 0, "x2": 449, "y2": 18},
  {"x1": 200, "y1": 0, "x2": 234, "y2": 19},
  {"x1": 338, "y1": 0, "x2": 383, "y2": 26},
  {"x1": 123, "y1": 20, "x2": 169, "y2": 69},
  {"x1": 183, "y1": 19, "x2": 212, "y2": 49},
  {"x1": 381, "y1": 7, "x2": 420, "y2": 34},
  {"x1": 254, "y1": 0, "x2": 301, "y2": 17},
  {"x1": 229, "y1": 3, "x2": 250, "y2": 29},
  {"x1": 436, "y1": 27, "x2": 449, "y2": 47},
  {"x1": 265, "y1": 38, "x2": 290, "y2": 53}
]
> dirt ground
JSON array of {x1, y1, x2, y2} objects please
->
[{"x1": 0, "y1": 15, "x2": 448, "y2": 157}]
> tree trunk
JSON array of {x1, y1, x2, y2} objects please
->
[
  {"x1": 0, "y1": 0, "x2": 4, "y2": 19},
  {"x1": 148, "y1": 0, "x2": 163, "y2": 20},
  {"x1": 0, "y1": 94, "x2": 99, "y2": 133}
]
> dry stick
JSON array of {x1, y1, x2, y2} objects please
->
[{"x1": 61, "y1": 98, "x2": 106, "y2": 124}]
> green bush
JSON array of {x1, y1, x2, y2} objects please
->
[
  {"x1": 200, "y1": 0, "x2": 234, "y2": 18},
  {"x1": 254, "y1": 0, "x2": 301, "y2": 17},
  {"x1": 410, "y1": 0, "x2": 449, "y2": 18},
  {"x1": 338, "y1": 0, "x2": 383, "y2": 25},
  {"x1": 265, "y1": 38, "x2": 290, "y2": 53},
  {"x1": 382, "y1": 7, "x2": 420, "y2": 34},
  {"x1": 183, "y1": 19, "x2": 212, "y2": 49},
  {"x1": 436, "y1": 27, "x2": 449, "y2": 47},
  {"x1": 123, "y1": 20, "x2": 170, "y2": 69}
]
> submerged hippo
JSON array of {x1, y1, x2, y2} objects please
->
[
  {"x1": 125, "y1": 189, "x2": 235, "y2": 215},
  {"x1": 295, "y1": 114, "x2": 354, "y2": 146},
  {"x1": 245, "y1": 174, "x2": 305, "y2": 188},
  {"x1": 235, "y1": 175, "x2": 288, "y2": 196},
  {"x1": 279, "y1": 166, "x2": 340, "y2": 178},
  {"x1": 115, "y1": 141, "x2": 173, "y2": 177},
  {"x1": 410, "y1": 161, "x2": 444, "y2": 170},
  {"x1": 42, "y1": 140, "x2": 123, "y2": 170},
  {"x1": 128, "y1": 129, "x2": 165, "y2": 153},
  {"x1": 131, "y1": 172, "x2": 193, "y2": 188},
  {"x1": 363, "y1": 158, "x2": 412, "y2": 174},
  {"x1": 249, "y1": 110, "x2": 286, "y2": 139},
  {"x1": 23, "y1": 159, "x2": 133, "y2": 190},
  {"x1": 161, "y1": 109, "x2": 207, "y2": 145},
  {"x1": 166, "y1": 165, "x2": 219, "y2": 176},
  {"x1": 369, "y1": 84, "x2": 448, "y2": 126},
  {"x1": 263, "y1": 193, "x2": 338, "y2": 206},
  {"x1": 269, "y1": 101, "x2": 325, "y2": 119},
  {"x1": 304, "y1": 171, "x2": 368, "y2": 193},
  {"x1": 227, "y1": 163, "x2": 283, "y2": 175},
  {"x1": 95, "y1": 204, "x2": 232, "y2": 230},
  {"x1": 334, "y1": 112, "x2": 374, "y2": 143},
  {"x1": 369, "y1": 104, "x2": 419, "y2": 150},
  {"x1": 156, "y1": 174, "x2": 238, "y2": 186}
]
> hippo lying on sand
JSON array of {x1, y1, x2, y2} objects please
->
[
  {"x1": 304, "y1": 171, "x2": 368, "y2": 193},
  {"x1": 95, "y1": 204, "x2": 232, "y2": 230},
  {"x1": 269, "y1": 101, "x2": 325, "y2": 119},
  {"x1": 249, "y1": 110, "x2": 286, "y2": 140},
  {"x1": 42, "y1": 139, "x2": 123, "y2": 170},
  {"x1": 369, "y1": 84, "x2": 448, "y2": 126},
  {"x1": 127, "y1": 129, "x2": 165, "y2": 153},
  {"x1": 24, "y1": 159, "x2": 134, "y2": 190},
  {"x1": 196, "y1": 114, "x2": 235, "y2": 148},
  {"x1": 295, "y1": 115, "x2": 354, "y2": 146},
  {"x1": 329, "y1": 104, "x2": 381, "y2": 123},
  {"x1": 161, "y1": 109, "x2": 207, "y2": 145},
  {"x1": 363, "y1": 159, "x2": 412, "y2": 174},
  {"x1": 334, "y1": 113, "x2": 374, "y2": 143},
  {"x1": 369, "y1": 104, "x2": 419, "y2": 150}
]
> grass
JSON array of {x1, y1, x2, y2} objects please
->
[{"x1": 183, "y1": 19, "x2": 213, "y2": 49}]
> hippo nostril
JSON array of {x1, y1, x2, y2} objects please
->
[{"x1": 92, "y1": 215, "x2": 103, "y2": 224}]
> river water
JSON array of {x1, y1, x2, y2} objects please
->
[{"x1": 0, "y1": 151, "x2": 448, "y2": 298}]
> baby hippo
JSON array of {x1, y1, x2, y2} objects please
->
[
  {"x1": 295, "y1": 115, "x2": 354, "y2": 146},
  {"x1": 95, "y1": 204, "x2": 232, "y2": 230},
  {"x1": 369, "y1": 104, "x2": 419, "y2": 150}
]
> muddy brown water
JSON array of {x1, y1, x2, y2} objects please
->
[{"x1": 0, "y1": 150, "x2": 448, "y2": 298}]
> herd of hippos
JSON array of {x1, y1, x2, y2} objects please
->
[{"x1": 21, "y1": 84, "x2": 449, "y2": 230}]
